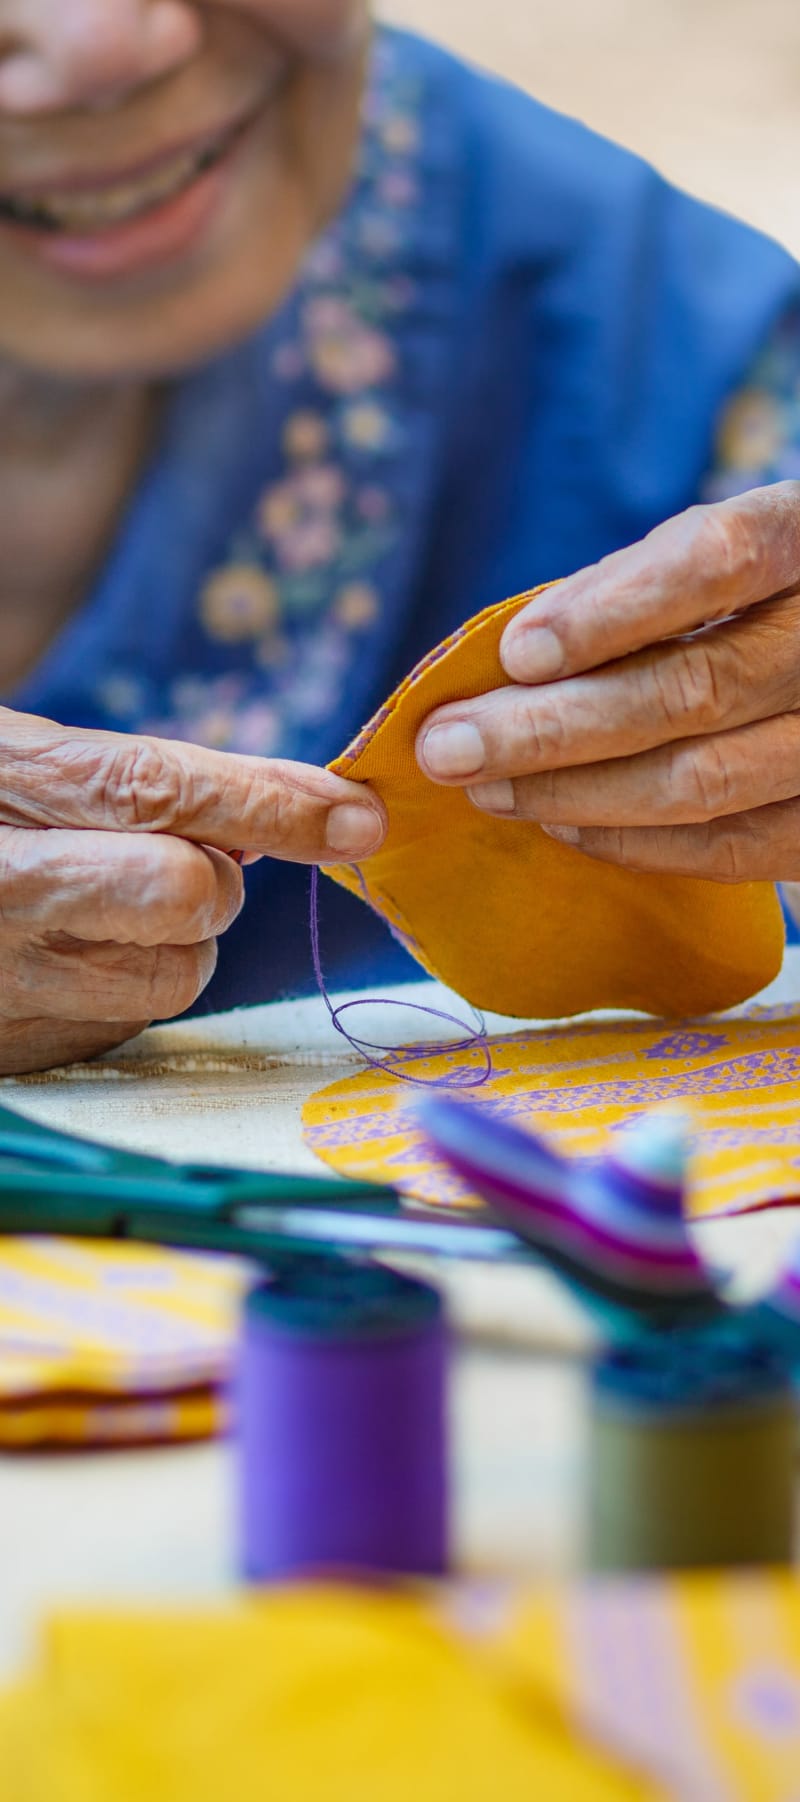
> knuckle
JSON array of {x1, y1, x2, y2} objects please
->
[
  {"x1": 145, "y1": 941, "x2": 217, "y2": 1019},
  {"x1": 0, "y1": 956, "x2": 28, "y2": 1013},
  {"x1": 84, "y1": 739, "x2": 187, "y2": 833},
  {"x1": 700, "y1": 822, "x2": 751, "y2": 883},
  {"x1": 669, "y1": 739, "x2": 736, "y2": 822},
  {"x1": 145, "y1": 841, "x2": 220, "y2": 941},
  {"x1": 684, "y1": 503, "x2": 762, "y2": 600},
  {"x1": 252, "y1": 774, "x2": 302, "y2": 848},
  {"x1": 511, "y1": 692, "x2": 568, "y2": 764},
  {"x1": 652, "y1": 641, "x2": 724, "y2": 733}
]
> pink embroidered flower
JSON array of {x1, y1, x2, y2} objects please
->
[
  {"x1": 379, "y1": 170, "x2": 417, "y2": 208},
  {"x1": 189, "y1": 708, "x2": 238, "y2": 749},
  {"x1": 257, "y1": 464, "x2": 346, "y2": 570},
  {"x1": 304, "y1": 296, "x2": 395, "y2": 394},
  {"x1": 199, "y1": 565, "x2": 280, "y2": 643},
  {"x1": 296, "y1": 464, "x2": 346, "y2": 510},
  {"x1": 228, "y1": 701, "x2": 281, "y2": 756},
  {"x1": 279, "y1": 516, "x2": 342, "y2": 572}
]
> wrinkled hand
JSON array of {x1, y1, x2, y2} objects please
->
[
  {"x1": 0, "y1": 708, "x2": 385, "y2": 1074},
  {"x1": 416, "y1": 481, "x2": 800, "y2": 884}
]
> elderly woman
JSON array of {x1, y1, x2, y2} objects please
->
[{"x1": 1, "y1": 0, "x2": 799, "y2": 1074}]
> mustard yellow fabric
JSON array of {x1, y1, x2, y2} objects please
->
[
  {"x1": 325, "y1": 591, "x2": 784, "y2": 1018},
  {"x1": 0, "y1": 1588, "x2": 653, "y2": 1802},
  {"x1": 303, "y1": 1001, "x2": 800, "y2": 1216}
]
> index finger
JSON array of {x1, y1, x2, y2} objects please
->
[
  {"x1": 500, "y1": 481, "x2": 800, "y2": 684},
  {"x1": 0, "y1": 713, "x2": 386, "y2": 863}
]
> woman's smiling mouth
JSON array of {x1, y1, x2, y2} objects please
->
[{"x1": 0, "y1": 105, "x2": 261, "y2": 278}]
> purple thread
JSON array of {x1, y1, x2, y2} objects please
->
[{"x1": 309, "y1": 865, "x2": 492, "y2": 1088}]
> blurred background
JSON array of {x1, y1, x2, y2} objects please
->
[{"x1": 384, "y1": 0, "x2": 800, "y2": 253}]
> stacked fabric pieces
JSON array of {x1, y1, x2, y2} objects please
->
[
  {"x1": 0, "y1": 1237, "x2": 247, "y2": 1449},
  {"x1": 2, "y1": 1574, "x2": 800, "y2": 1799}
]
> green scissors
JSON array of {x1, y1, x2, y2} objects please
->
[{"x1": 0, "y1": 1100, "x2": 522, "y2": 1264}]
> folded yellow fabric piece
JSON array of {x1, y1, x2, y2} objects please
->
[
  {"x1": 0, "y1": 1588, "x2": 652, "y2": 1802},
  {"x1": 325, "y1": 592, "x2": 784, "y2": 1017},
  {"x1": 0, "y1": 1237, "x2": 244, "y2": 1448},
  {"x1": 303, "y1": 1001, "x2": 800, "y2": 1215}
]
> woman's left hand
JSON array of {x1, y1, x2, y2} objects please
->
[{"x1": 416, "y1": 481, "x2": 800, "y2": 881}]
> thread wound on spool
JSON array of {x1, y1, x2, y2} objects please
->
[{"x1": 238, "y1": 1258, "x2": 448, "y2": 1581}]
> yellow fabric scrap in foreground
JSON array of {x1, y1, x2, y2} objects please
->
[
  {"x1": 4, "y1": 1575, "x2": 800, "y2": 1801},
  {"x1": 324, "y1": 591, "x2": 783, "y2": 1019},
  {"x1": 303, "y1": 1001, "x2": 800, "y2": 1216},
  {"x1": 0, "y1": 1588, "x2": 652, "y2": 1802}
]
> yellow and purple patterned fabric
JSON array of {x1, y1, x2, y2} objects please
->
[
  {"x1": 303, "y1": 1002, "x2": 800, "y2": 1220},
  {"x1": 0, "y1": 1237, "x2": 244, "y2": 1448}
]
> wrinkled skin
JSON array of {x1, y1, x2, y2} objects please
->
[
  {"x1": 417, "y1": 481, "x2": 800, "y2": 914},
  {"x1": 0, "y1": 710, "x2": 384, "y2": 1073}
]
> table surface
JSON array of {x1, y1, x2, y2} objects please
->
[{"x1": 2, "y1": 957, "x2": 800, "y2": 1685}]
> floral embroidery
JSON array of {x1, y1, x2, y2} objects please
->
[
  {"x1": 198, "y1": 565, "x2": 280, "y2": 643},
  {"x1": 128, "y1": 34, "x2": 427, "y2": 757},
  {"x1": 703, "y1": 306, "x2": 800, "y2": 501}
]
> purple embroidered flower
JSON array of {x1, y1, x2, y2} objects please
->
[
  {"x1": 644, "y1": 1030, "x2": 728, "y2": 1060},
  {"x1": 732, "y1": 1667, "x2": 800, "y2": 1738},
  {"x1": 379, "y1": 169, "x2": 417, "y2": 208}
]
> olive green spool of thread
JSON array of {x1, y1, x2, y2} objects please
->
[{"x1": 587, "y1": 1341, "x2": 797, "y2": 1572}]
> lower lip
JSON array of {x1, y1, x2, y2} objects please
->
[{"x1": 0, "y1": 133, "x2": 246, "y2": 283}]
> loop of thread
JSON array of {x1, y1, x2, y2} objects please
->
[{"x1": 309, "y1": 866, "x2": 492, "y2": 1088}]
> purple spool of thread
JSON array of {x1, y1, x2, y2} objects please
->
[{"x1": 237, "y1": 1259, "x2": 448, "y2": 1581}]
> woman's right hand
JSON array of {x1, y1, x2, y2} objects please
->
[{"x1": 0, "y1": 707, "x2": 386, "y2": 1075}]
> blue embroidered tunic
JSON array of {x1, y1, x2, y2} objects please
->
[{"x1": 9, "y1": 27, "x2": 800, "y2": 1011}]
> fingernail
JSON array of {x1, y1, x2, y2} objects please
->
[
  {"x1": 467, "y1": 779, "x2": 515, "y2": 814},
  {"x1": 503, "y1": 625, "x2": 563, "y2": 683},
  {"x1": 542, "y1": 824, "x2": 580, "y2": 845},
  {"x1": 326, "y1": 803, "x2": 384, "y2": 857},
  {"x1": 422, "y1": 720, "x2": 485, "y2": 777}
]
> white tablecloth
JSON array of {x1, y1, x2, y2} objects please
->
[{"x1": 2, "y1": 957, "x2": 799, "y2": 1683}]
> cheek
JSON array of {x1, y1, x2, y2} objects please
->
[{"x1": 218, "y1": 0, "x2": 368, "y2": 58}]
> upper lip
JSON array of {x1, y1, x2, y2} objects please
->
[{"x1": 0, "y1": 105, "x2": 254, "y2": 203}]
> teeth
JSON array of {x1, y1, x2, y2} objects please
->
[{"x1": 0, "y1": 141, "x2": 221, "y2": 234}]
